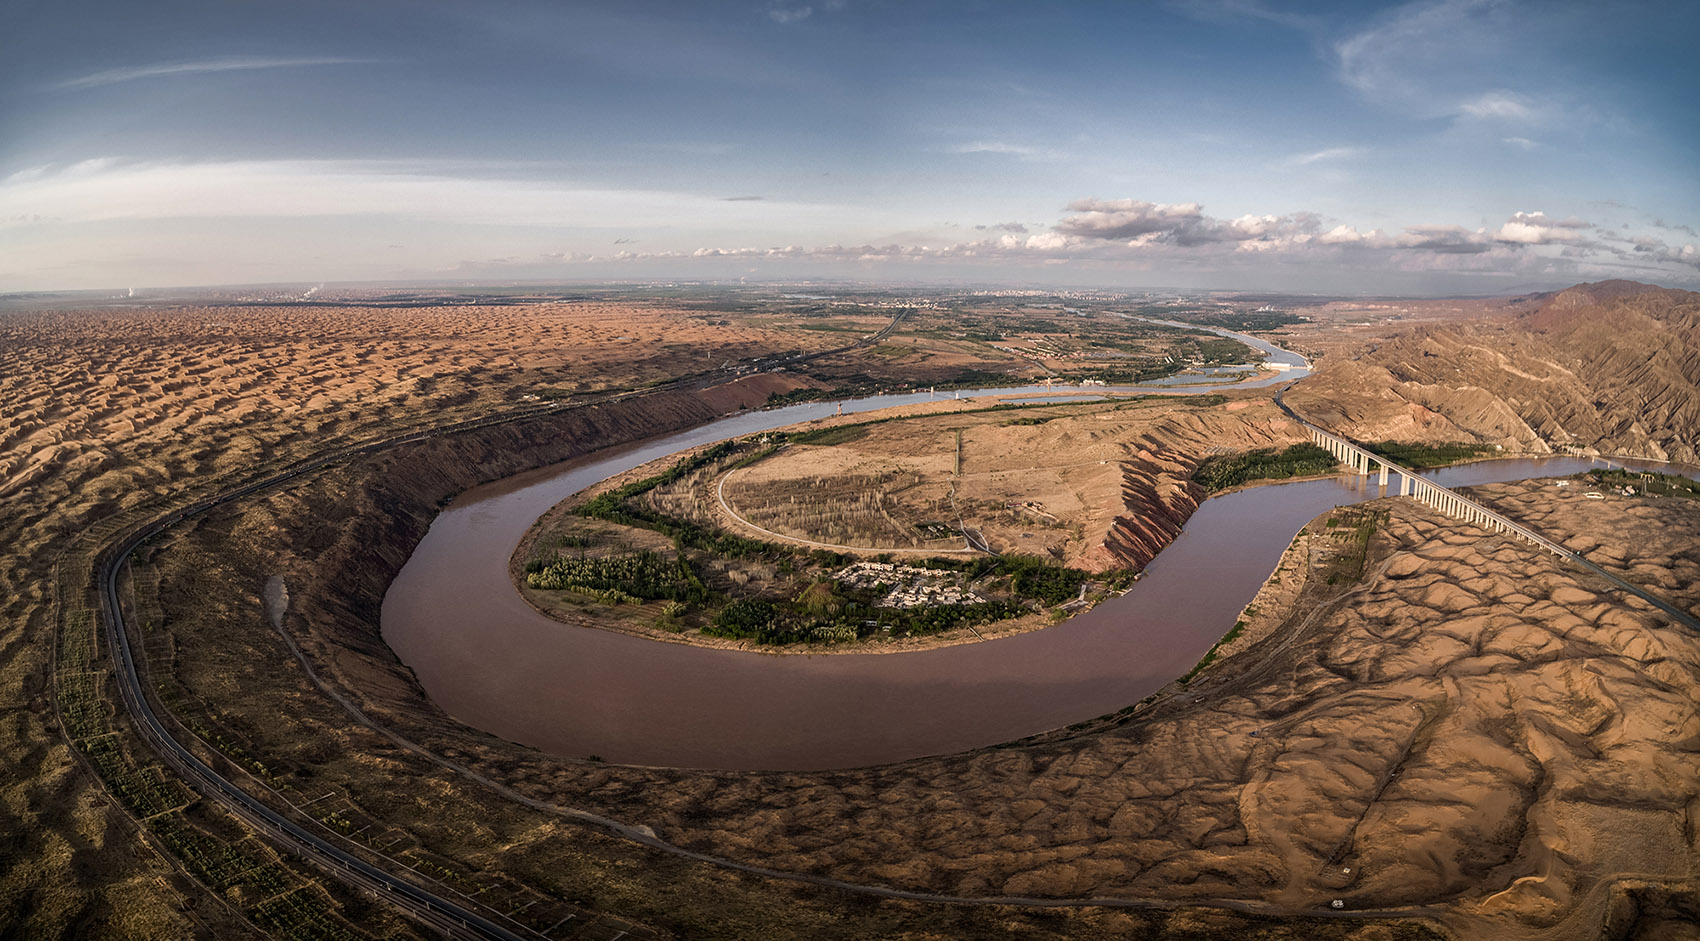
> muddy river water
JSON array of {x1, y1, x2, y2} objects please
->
[{"x1": 380, "y1": 331, "x2": 1675, "y2": 770}]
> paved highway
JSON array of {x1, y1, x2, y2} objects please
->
[
  {"x1": 80, "y1": 310, "x2": 915, "y2": 938},
  {"x1": 90, "y1": 315, "x2": 1660, "y2": 936},
  {"x1": 97, "y1": 476, "x2": 536, "y2": 939}
]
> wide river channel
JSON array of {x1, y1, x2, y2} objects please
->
[{"x1": 381, "y1": 331, "x2": 1674, "y2": 771}]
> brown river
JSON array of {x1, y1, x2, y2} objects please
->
[{"x1": 381, "y1": 338, "x2": 1681, "y2": 770}]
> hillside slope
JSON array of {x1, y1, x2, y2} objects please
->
[{"x1": 1285, "y1": 281, "x2": 1700, "y2": 463}]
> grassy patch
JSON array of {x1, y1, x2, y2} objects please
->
[
  {"x1": 1193, "y1": 443, "x2": 1338, "y2": 492},
  {"x1": 1362, "y1": 440, "x2": 1493, "y2": 468},
  {"x1": 1320, "y1": 506, "x2": 1389, "y2": 585},
  {"x1": 788, "y1": 424, "x2": 869, "y2": 446}
]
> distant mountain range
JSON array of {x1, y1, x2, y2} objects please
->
[{"x1": 1286, "y1": 281, "x2": 1700, "y2": 464}]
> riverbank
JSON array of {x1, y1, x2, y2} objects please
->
[
  {"x1": 126, "y1": 360, "x2": 1699, "y2": 939},
  {"x1": 504, "y1": 390, "x2": 1305, "y2": 654}
]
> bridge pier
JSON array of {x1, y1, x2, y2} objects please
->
[{"x1": 1304, "y1": 423, "x2": 1574, "y2": 563}]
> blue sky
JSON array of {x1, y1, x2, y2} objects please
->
[{"x1": 2, "y1": 0, "x2": 1696, "y2": 294}]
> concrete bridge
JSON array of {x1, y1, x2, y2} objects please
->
[
  {"x1": 1294, "y1": 420, "x2": 1700, "y2": 631},
  {"x1": 1304, "y1": 426, "x2": 1579, "y2": 561}
]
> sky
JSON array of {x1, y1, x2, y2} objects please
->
[{"x1": 2, "y1": 0, "x2": 1697, "y2": 295}]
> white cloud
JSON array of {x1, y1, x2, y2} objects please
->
[
  {"x1": 0, "y1": 158, "x2": 855, "y2": 231},
  {"x1": 1336, "y1": 0, "x2": 1503, "y2": 105},
  {"x1": 8, "y1": 169, "x2": 1696, "y2": 291},
  {"x1": 1319, "y1": 224, "x2": 1370, "y2": 244},
  {"x1": 949, "y1": 141, "x2": 1066, "y2": 162},
  {"x1": 1627, "y1": 235, "x2": 1700, "y2": 270},
  {"x1": 49, "y1": 56, "x2": 372, "y2": 91},
  {"x1": 1054, "y1": 199, "x2": 1323, "y2": 248},
  {"x1": 1333, "y1": 0, "x2": 1559, "y2": 127},
  {"x1": 1054, "y1": 199, "x2": 1207, "y2": 241},
  {"x1": 1494, "y1": 210, "x2": 1592, "y2": 244},
  {"x1": 765, "y1": 0, "x2": 844, "y2": 23},
  {"x1": 1395, "y1": 225, "x2": 1494, "y2": 254},
  {"x1": 1458, "y1": 89, "x2": 1536, "y2": 122},
  {"x1": 1284, "y1": 146, "x2": 1365, "y2": 166},
  {"x1": 1023, "y1": 232, "x2": 1074, "y2": 252}
]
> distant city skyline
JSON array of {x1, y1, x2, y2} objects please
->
[{"x1": 3, "y1": 0, "x2": 1697, "y2": 294}]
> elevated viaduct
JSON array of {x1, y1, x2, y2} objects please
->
[{"x1": 1280, "y1": 402, "x2": 1699, "y2": 632}]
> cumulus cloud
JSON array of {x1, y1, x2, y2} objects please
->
[
  {"x1": 11, "y1": 164, "x2": 1696, "y2": 291},
  {"x1": 49, "y1": 56, "x2": 371, "y2": 91},
  {"x1": 1628, "y1": 235, "x2": 1700, "y2": 269},
  {"x1": 1054, "y1": 199, "x2": 1324, "y2": 248},
  {"x1": 1054, "y1": 199, "x2": 1207, "y2": 241},
  {"x1": 1318, "y1": 224, "x2": 1373, "y2": 245},
  {"x1": 1494, "y1": 210, "x2": 1593, "y2": 244},
  {"x1": 1396, "y1": 225, "x2": 1493, "y2": 253}
]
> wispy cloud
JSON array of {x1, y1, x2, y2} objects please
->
[
  {"x1": 1284, "y1": 146, "x2": 1366, "y2": 167},
  {"x1": 1457, "y1": 89, "x2": 1537, "y2": 122},
  {"x1": 949, "y1": 141, "x2": 1066, "y2": 162},
  {"x1": 1167, "y1": 0, "x2": 1316, "y2": 30},
  {"x1": 764, "y1": 0, "x2": 844, "y2": 24},
  {"x1": 0, "y1": 158, "x2": 852, "y2": 231},
  {"x1": 1334, "y1": 0, "x2": 1552, "y2": 126},
  {"x1": 50, "y1": 56, "x2": 372, "y2": 91}
]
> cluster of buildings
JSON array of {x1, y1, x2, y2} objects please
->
[{"x1": 834, "y1": 561, "x2": 986, "y2": 609}]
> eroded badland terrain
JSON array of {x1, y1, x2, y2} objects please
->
[{"x1": 4, "y1": 283, "x2": 1698, "y2": 940}]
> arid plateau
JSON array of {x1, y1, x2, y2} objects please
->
[{"x1": 5, "y1": 282, "x2": 1698, "y2": 941}]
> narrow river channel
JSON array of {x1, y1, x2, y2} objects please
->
[{"x1": 380, "y1": 331, "x2": 1677, "y2": 770}]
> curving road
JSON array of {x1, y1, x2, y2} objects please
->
[
  {"x1": 79, "y1": 310, "x2": 919, "y2": 938},
  {"x1": 84, "y1": 313, "x2": 1685, "y2": 935},
  {"x1": 96, "y1": 459, "x2": 537, "y2": 939}
]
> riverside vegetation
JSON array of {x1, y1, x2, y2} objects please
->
[
  {"x1": 524, "y1": 435, "x2": 1132, "y2": 645},
  {"x1": 1191, "y1": 442, "x2": 1338, "y2": 491}
]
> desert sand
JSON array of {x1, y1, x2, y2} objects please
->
[
  {"x1": 13, "y1": 292, "x2": 1699, "y2": 940},
  {"x1": 136, "y1": 423, "x2": 1700, "y2": 940}
]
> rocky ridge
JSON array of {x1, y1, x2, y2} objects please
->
[{"x1": 1285, "y1": 281, "x2": 1700, "y2": 463}]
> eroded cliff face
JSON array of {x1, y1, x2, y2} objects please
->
[
  {"x1": 1102, "y1": 451, "x2": 1203, "y2": 572},
  {"x1": 1089, "y1": 410, "x2": 1307, "y2": 572},
  {"x1": 1286, "y1": 282, "x2": 1700, "y2": 463}
]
